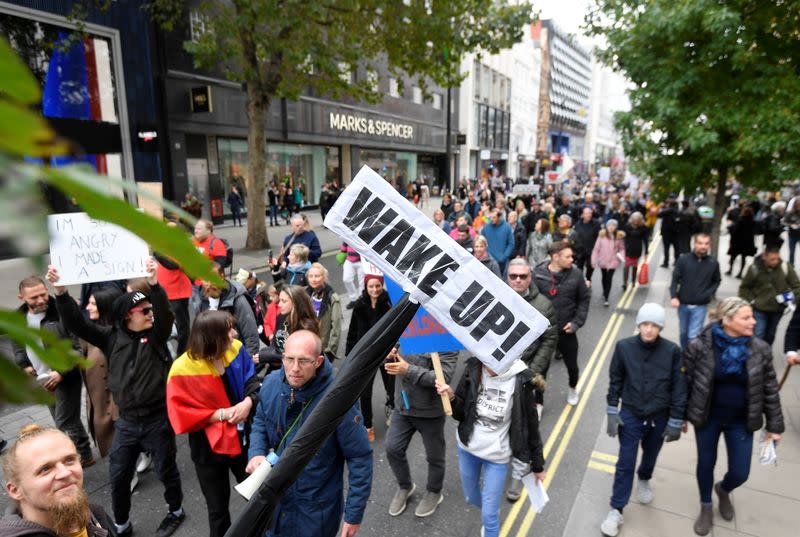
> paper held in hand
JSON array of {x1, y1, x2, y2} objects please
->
[
  {"x1": 521, "y1": 473, "x2": 549, "y2": 513},
  {"x1": 324, "y1": 165, "x2": 550, "y2": 374},
  {"x1": 48, "y1": 212, "x2": 150, "y2": 286}
]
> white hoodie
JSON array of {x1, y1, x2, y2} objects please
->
[{"x1": 458, "y1": 359, "x2": 528, "y2": 464}]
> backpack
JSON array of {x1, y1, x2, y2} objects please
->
[{"x1": 210, "y1": 237, "x2": 234, "y2": 275}]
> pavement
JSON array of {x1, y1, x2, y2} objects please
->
[
  {"x1": 0, "y1": 199, "x2": 798, "y2": 537},
  {"x1": 562, "y1": 232, "x2": 800, "y2": 537}
]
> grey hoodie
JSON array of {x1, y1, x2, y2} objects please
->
[{"x1": 201, "y1": 279, "x2": 260, "y2": 357}]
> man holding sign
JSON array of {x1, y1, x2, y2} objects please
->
[{"x1": 384, "y1": 348, "x2": 458, "y2": 518}]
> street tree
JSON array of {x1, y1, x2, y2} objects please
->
[
  {"x1": 148, "y1": 0, "x2": 533, "y2": 249},
  {"x1": 586, "y1": 0, "x2": 800, "y2": 255}
]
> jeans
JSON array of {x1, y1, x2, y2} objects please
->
[
  {"x1": 694, "y1": 415, "x2": 753, "y2": 504},
  {"x1": 789, "y1": 234, "x2": 800, "y2": 267},
  {"x1": 457, "y1": 446, "x2": 508, "y2": 537},
  {"x1": 190, "y1": 284, "x2": 204, "y2": 318},
  {"x1": 269, "y1": 205, "x2": 278, "y2": 226},
  {"x1": 194, "y1": 454, "x2": 248, "y2": 537},
  {"x1": 386, "y1": 413, "x2": 446, "y2": 493},
  {"x1": 231, "y1": 207, "x2": 242, "y2": 227},
  {"x1": 610, "y1": 409, "x2": 668, "y2": 510},
  {"x1": 677, "y1": 304, "x2": 708, "y2": 349},
  {"x1": 557, "y1": 331, "x2": 580, "y2": 388},
  {"x1": 661, "y1": 236, "x2": 680, "y2": 266},
  {"x1": 49, "y1": 369, "x2": 92, "y2": 460},
  {"x1": 109, "y1": 412, "x2": 183, "y2": 523},
  {"x1": 753, "y1": 309, "x2": 783, "y2": 345}
]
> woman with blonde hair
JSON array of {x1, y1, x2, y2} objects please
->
[
  {"x1": 684, "y1": 296, "x2": 784, "y2": 535},
  {"x1": 305, "y1": 263, "x2": 342, "y2": 361},
  {"x1": 591, "y1": 219, "x2": 626, "y2": 306}
]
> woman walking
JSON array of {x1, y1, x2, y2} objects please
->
[
  {"x1": 82, "y1": 286, "x2": 123, "y2": 457},
  {"x1": 527, "y1": 218, "x2": 553, "y2": 268},
  {"x1": 591, "y1": 219, "x2": 626, "y2": 306},
  {"x1": 622, "y1": 212, "x2": 648, "y2": 290},
  {"x1": 346, "y1": 274, "x2": 393, "y2": 441},
  {"x1": 166, "y1": 311, "x2": 260, "y2": 537},
  {"x1": 305, "y1": 263, "x2": 343, "y2": 361},
  {"x1": 684, "y1": 297, "x2": 784, "y2": 535},
  {"x1": 436, "y1": 358, "x2": 546, "y2": 537}
]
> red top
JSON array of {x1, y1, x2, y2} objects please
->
[
  {"x1": 191, "y1": 235, "x2": 227, "y2": 285},
  {"x1": 157, "y1": 261, "x2": 192, "y2": 300},
  {"x1": 262, "y1": 302, "x2": 281, "y2": 341}
]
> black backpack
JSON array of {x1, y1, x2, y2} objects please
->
[{"x1": 211, "y1": 237, "x2": 234, "y2": 275}]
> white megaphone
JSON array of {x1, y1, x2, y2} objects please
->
[{"x1": 235, "y1": 451, "x2": 280, "y2": 500}]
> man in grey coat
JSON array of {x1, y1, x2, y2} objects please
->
[
  {"x1": 505, "y1": 258, "x2": 558, "y2": 500},
  {"x1": 200, "y1": 264, "x2": 261, "y2": 357},
  {"x1": 384, "y1": 348, "x2": 458, "y2": 519}
]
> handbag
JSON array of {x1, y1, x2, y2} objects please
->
[{"x1": 638, "y1": 261, "x2": 649, "y2": 285}]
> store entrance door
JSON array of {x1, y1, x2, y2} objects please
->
[{"x1": 186, "y1": 158, "x2": 210, "y2": 219}]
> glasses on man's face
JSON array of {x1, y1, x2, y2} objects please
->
[
  {"x1": 282, "y1": 356, "x2": 317, "y2": 367},
  {"x1": 508, "y1": 273, "x2": 530, "y2": 280},
  {"x1": 130, "y1": 306, "x2": 153, "y2": 315}
]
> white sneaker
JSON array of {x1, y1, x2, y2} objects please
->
[
  {"x1": 600, "y1": 508, "x2": 623, "y2": 536},
  {"x1": 637, "y1": 479, "x2": 653, "y2": 504},
  {"x1": 536, "y1": 404, "x2": 543, "y2": 421},
  {"x1": 567, "y1": 388, "x2": 579, "y2": 406},
  {"x1": 130, "y1": 472, "x2": 139, "y2": 493},
  {"x1": 136, "y1": 453, "x2": 152, "y2": 473}
]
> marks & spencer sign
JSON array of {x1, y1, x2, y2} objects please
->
[{"x1": 328, "y1": 112, "x2": 414, "y2": 140}]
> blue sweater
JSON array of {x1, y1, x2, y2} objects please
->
[{"x1": 480, "y1": 221, "x2": 515, "y2": 264}]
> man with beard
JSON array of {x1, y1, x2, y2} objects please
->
[{"x1": 0, "y1": 424, "x2": 115, "y2": 537}]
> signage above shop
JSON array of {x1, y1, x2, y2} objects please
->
[
  {"x1": 190, "y1": 86, "x2": 213, "y2": 113},
  {"x1": 328, "y1": 112, "x2": 413, "y2": 140}
]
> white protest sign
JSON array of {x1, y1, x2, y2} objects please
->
[
  {"x1": 512, "y1": 184, "x2": 540, "y2": 196},
  {"x1": 48, "y1": 212, "x2": 150, "y2": 285},
  {"x1": 324, "y1": 165, "x2": 549, "y2": 374}
]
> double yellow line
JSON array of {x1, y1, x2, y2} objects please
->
[{"x1": 500, "y1": 232, "x2": 661, "y2": 537}]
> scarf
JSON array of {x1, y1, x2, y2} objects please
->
[{"x1": 711, "y1": 323, "x2": 750, "y2": 375}]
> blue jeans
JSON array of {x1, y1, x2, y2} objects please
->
[
  {"x1": 269, "y1": 205, "x2": 278, "y2": 226},
  {"x1": 694, "y1": 415, "x2": 753, "y2": 504},
  {"x1": 789, "y1": 235, "x2": 800, "y2": 266},
  {"x1": 610, "y1": 409, "x2": 668, "y2": 510},
  {"x1": 753, "y1": 309, "x2": 783, "y2": 346},
  {"x1": 457, "y1": 446, "x2": 508, "y2": 537},
  {"x1": 678, "y1": 304, "x2": 707, "y2": 349}
]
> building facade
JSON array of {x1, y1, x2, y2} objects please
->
[
  {"x1": 585, "y1": 60, "x2": 627, "y2": 173},
  {"x1": 162, "y1": 8, "x2": 456, "y2": 220},
  {"x1": 533, "y1": 19, "x2": 592, "y2": 166}
]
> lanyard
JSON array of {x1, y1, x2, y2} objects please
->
[{"x1": 276, "y1": 396, "x2": 314, "y2": 455}]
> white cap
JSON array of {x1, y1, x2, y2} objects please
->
[{"x1": 636, "y1": 303, "x2": 665, "y2": 328}]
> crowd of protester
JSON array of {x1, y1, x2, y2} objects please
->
[{"x1": 1, "y1": 173, "x2": 796, "y2": 537}]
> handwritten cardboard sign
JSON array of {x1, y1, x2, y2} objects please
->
[{"x1": 48, "y1": 212, "x2": 150, "y2": 285}]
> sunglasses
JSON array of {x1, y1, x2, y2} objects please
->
[
  {"x1": 508, "y1": 273, "x2": 530, "y2": 280},
  {"x1": 129, "y1": 306, "x2": 153, "y2": 315}
]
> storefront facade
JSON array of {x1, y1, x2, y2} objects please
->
[{"x1": 162, "y1": 18, "x2": 455, "y2": 221}]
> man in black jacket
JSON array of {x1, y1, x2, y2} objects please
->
[
  {"x1": 601, "y1": 303, "x2": 686, "y2": 537},
  {"x1": 48, "y1": 260, "x2": 185, "y2": 537},
  {"x1": 670, "y1": 233, "x2": 721, "y2": 349},
  {"x1": 13, "y1": 276, "x2": 93, "y2": 466},
  {"x1": 574, "y1": 207, "x2": 602, "y2": 283},
  {"x1": 505, "y1": 259, "x2": 557, "y2": 500},
  {"x1": 533, "y1": 241, "x2": 591, "y2": 406},
  {"x1": 659, "y1": 200, "x2": 680, "y2": 267}
]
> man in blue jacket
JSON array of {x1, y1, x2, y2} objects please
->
[
  {"x1": 480, "y1": 209, "x2": 515, "y2": 275},
  {"x1": 282, "y1": 214, "x2": 322, "y2": 263},
  {"x1": 247, "y1": 330, "x2": 373, "y2": 537},
  {"x1": 600, "y1": 303, "x2": 687, "y2": 537}
]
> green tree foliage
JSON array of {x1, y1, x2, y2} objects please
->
[
  {"x1": 0, "y1": 37, "x2": 220, "y2": 404},
  {"x1": 586, "y1": 0, "x2": 800, "y2": 254},
  {"x1": 148, "y1": 0, "x2": 533, "y2": 249}
]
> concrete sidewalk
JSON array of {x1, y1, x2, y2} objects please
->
[{"x1": 563, "y1": 234, "x2": 800, "y2": 537}]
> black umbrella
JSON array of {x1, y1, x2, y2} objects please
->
[{"x1": 225, "y1": 293, "x2": 420, "y2": 537}]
